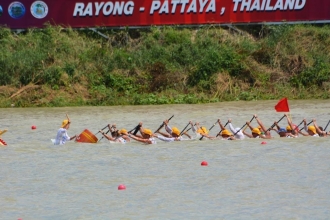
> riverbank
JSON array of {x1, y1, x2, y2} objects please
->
[{"x1": 0, "y1": 24, "x2": 329, "y2": 107}]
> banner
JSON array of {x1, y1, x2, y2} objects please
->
[{"x1": 0, "y1": 0, "x2": 330, "y2": 29}]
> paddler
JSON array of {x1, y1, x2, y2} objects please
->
[
  {"x1": 313, "y1": 118, "x2": 328, "y2": 137},
  {"x1": 227, "y1": 119, "x2": 245, "y2": 140},
  {"x1": 219, "y1": 129, "x2": 236, "y2": 140},
  {"x1": 284, "y1": 113, "x2": 299, "y2": 137},
  {"x1": 195, "y1": 122, "x2": 216, "y2": 140},
  {"x1": 299, "y1": 119, "x2": 319, "y2": 137},
  {"x1": 243, "y1": 124, "x2": 263, "y2": 138},
  {"x1": 155, "y1": 119, "x2": 181, "y2": 142},
  {"x1": 243, "y1": 115, "x2": 270, "y2": 139},
  {"x1": 128, "y1": 122, "x2": 157, "y2": 144},
  {"x1": 273, "y1": 121, "x2": 296, "y2": 138},
  {"x1": 254, "y1": 115, "x2": 272, "y2": 139},
  {"x1": 54, "y1": 116, "x2": 77, "y2": 145},
  {"x1": 107, "y1": 124, "x2": 118, "y2": 138},
  {"x1": 100, "y1": 126, "x2": 130, "y2": 143},
  {"x1": 155, "y1": 119, "x2": 193, "y2": 142},
  {"x1": 312, "y1": 119, "x2": 328, "y2": 137},
  {"x1": 217, "y1": 119, "x2": 238, "y2": 140}
]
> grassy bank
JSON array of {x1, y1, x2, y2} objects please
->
[{"x1": 0, "y1": 24, "x2": 330, "y2": 107}]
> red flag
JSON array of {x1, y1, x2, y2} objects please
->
[{"x1": 275, "y1": 97, "x2": 290, "y2": 112}]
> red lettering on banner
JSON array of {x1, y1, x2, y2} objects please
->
[
  {"x1": 150, "y1": 0, "x2": 216, "y2": 15},
  {"x1": 73, "y1": 1, "x2": 135, "y2": 16},
  {"x1": 232, "y1": 0, "x2": 306, "y2": 12}
]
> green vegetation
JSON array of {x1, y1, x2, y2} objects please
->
[{"x1": 0, "y1": 24, "x2": 330, "y2": 107}]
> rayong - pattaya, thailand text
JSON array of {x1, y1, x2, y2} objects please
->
[{"x1": 72, "y1": 0, "x2": 306, "y2": 17}]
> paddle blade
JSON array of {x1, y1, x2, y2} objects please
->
[
  {"x1": 133, "y1": 125, "x2": 141, "y2": 135},
  {"x1": 275, "y1": 97, "x2": 290, "y2": 112}
]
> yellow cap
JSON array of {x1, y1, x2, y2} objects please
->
[
  {"x1": 118, "y1": 129, "x2": 127, "y2": 135},
  {"x1": 61, "y1": 120, "x2": 69, "y2": 128},
  {"x1": 201, "y1": 127, "x2": 208, "y2": 134},
  {"x1": 252, "y1": 128, "x2": 261, "y2": 135},
  {"x1": 197, "y1": 127, "x2": 209, "y2": 134},
  {"x1": 286, "y1": 125, "x2": 292, "y2": 131},
  {"x1": 308, "y1": 125, "x2": 316, "y2": 134},
  {"x1": 221, "y1": 129, "x2": 232, "y2": 136},
  {"x1": 172, "y1": 127, "x2": 180, "y2": 136},
  {"x1": 143, "y1": 129, "x2": 152, "y2": 136}
]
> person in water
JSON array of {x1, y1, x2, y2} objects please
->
[
  {"x1": 217, "y1": 119, "x2": 239, "y2": 140},
  {"x1": 227, "y1": 119, "x2": 245, "y2": 140},
  {"x1": 312, "y1": 119, "x2": 328, "y2": 137},
  {"x1": 195, "y1": 122, "x2": 216, "y2": 140},
  {"x1": 272, "y1": 120, "x2": 296, "y2": 138},
  {"x1": 155, "y1": 119, "x2": 182, "y2": 142},
  {"x1": 155, "y1": 119, "x2": 194, "y2": 142},
  {"x1": 299, "y1": 119, "x2": 319, "y2": 137},
  {"x1": 100, "y1": 125, "x2": 130, "y2": 143},
  {"x1": 129, "y1": 122, "x2": 157, "y2": 144},
  {"x1": 108, "y1": 124, "x2": 119, "y2": 138},
  {"x1": 219, "y1": 129, "x2": 236, "y2": 140},
  {"x1": 54, "y1": 118, "x2": 77, "y2": 145},
  {"x1": 284, "y1": 113, "x2": 299, "y2": 137},
  {"x1": 243, "y1": 125, "x2": 263, "y2": 138},
  {"x1": 244, "y1": 115, "x2": 269, "y2": 139}
]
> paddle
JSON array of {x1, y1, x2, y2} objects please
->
[
  {"x1": 324, "y1": 120, "x2": 330, "y2": 131},
  {"x1": 94, "y1": 125, "x2": 109, "y2": 135},
  {"x1": 98, "y1": 125, "x2": 116, "y2": 142},
  {"x1": 266, "y1": 115, "x2": 286, "y2": 132},
  {"x1": 295, "y1": 120, "x2": 304, "y2": 130},
  {"x1": 216, "y1": 121, "x2": 229, "y2": 137},
  {"x1": 233, "y1": 116, "x2": 255, "y2": 136},
  {"x1": 186, "y1": 127, "x2": 191, "y2": 132},
  {"x1": 179, "y1": 122, "x2": 191, "y2": 136},
  {"x1": 183, "y1": 127, "x2": 192, "y2": 133},
  {"x1": 154, "y1": 115, "x2": 174, "y2": 133},
  {"x1": 128, "y1": 124, "x2": 139, "y2": 133},
  {"x1": 98, "y1": 129, "x2": 110, "y2": 142},
  {"x1": 199, "y1": 120, "x2": 218, "y2": 140},
  {"x1": 65, "y1": 113, "x2": 78, "y2": 141},
  {"x1": 66, "y1": 113, "x2": 70, "y2": 122},
  {"x1": 299, "y1": 120, "x2": 313, "y2": 132},
  {"x1": 63, "y1": 113, "x2": 71, "y2": 128}
]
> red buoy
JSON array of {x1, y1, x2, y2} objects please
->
[
  {"x1": 31, "y1": 125, "x2": 37, "y2": 130},
  {"x1": 201, "y1": 161, "x2": 208, "y2": 166},
  {"x1": 118, "y1": 184, "x2": 126, "y2": 190},
  {"x1": 261, "y1": 141, "x2": 267, "y2": 145}
]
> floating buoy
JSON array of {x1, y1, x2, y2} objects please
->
[
  {"x1": 261, "y1": 141, "x2": 267, "y2": 145},
  {"x1": 201, "y1": 161, "x2": 208, "y2": 166},
  {"x1": 118, "y1": 184, "x2": 126, "y2": 190},
  {"x1": 31, "y1": 125, "x2": 37, "y2": 130}
]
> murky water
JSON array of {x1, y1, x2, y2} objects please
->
[{"x1": 1, "y1": 100, "x2": 330, "y2": 219}]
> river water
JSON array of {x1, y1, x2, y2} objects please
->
[{"x1": 0, "y1": 100, "x2": 330, "y2": 219}]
